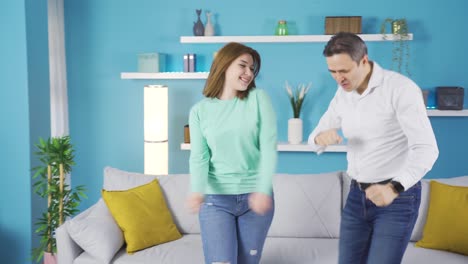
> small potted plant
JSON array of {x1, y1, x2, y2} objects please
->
[
  {"x1": 380, "y1": 18, "x2": 411, "y2": 76},
  {"x1": 285, "y1": 81, "x2": 311, "y2": 144},
  {"x1": 31, "y1": 135, "x2": 86, "y2": 263}
]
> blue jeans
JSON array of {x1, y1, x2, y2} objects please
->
[
  {"x1": 199, "y1": 193, "x2": 274, "y2": 264},
  {"x1": 339, "y1": 181, "x2": 421, "y2": 264}
]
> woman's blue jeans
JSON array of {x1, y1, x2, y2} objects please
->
[
  {"x1": 199, "y1": 193, "x2": 274, "y2": 264},
  {"x1": 339, "y1": 181, "x2": 421, "y2": 264}
]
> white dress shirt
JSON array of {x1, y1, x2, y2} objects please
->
[{"x1": 308, "y1": 62, "x2": 439, "y2": 190}]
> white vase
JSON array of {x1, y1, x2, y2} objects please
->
[
  {"x1": 204, "y1": 12, "x2": 215, "y2": 36},
  {"x1": 288, "y1": 118, "x2": 303, "y2": 144}
]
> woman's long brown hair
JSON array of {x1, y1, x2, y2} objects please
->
[{"x1": 203, "y1": 42, "x2": 261, "y2": 99}]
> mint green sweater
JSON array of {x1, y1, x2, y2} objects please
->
[{"x1": 189, "y1": 89, "x2": 277, "y2": 195}]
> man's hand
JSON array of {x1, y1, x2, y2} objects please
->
[
  {"x1": 186, "y1": 192, "x2": 204, "y2": 213},
  {"x1": 249, "y1": 192, "x2": 272, "y2": 215},
  {"x1": 365, "y1": 183, "x2": 398, "y2": 207},
  {"x1": 314, "y1": 129, "x2": 343, "y2": 146}
]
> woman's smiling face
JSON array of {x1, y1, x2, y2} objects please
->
[{"x1": 222, "y1": 53, "x2": 255, "y2": 98}]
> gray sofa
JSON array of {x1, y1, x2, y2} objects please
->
[{"x1": 57, "y1": 167, "x2": 468, "y2": 263}]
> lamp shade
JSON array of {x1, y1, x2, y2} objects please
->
[{"x1": 144, "y1": 85, "x2": 168, "y2": 175}]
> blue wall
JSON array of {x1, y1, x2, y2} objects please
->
[
  {"x1": 0, "y1": 1, "x2": 32, "y2": 263},
  {"x1": 0, "y1": 0, "x2": 50, "y2": 263},
  {"x1": 25, "y1": 0, "x2": 51, "y2": 260},
  {"x1": 65, "y1": 0, "x2": 468, "y2": 209},
  {"x1": 0, "y1": 1, "x2": 467, "y2": 263}
]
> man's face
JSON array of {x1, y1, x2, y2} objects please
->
[{"x1": 326, "y1": 53, "x2": 368, "y2": 93}]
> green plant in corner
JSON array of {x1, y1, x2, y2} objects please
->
[
  {"x1": 380, "y1": 18, "x2": 411, "y2": 76},
  {"x1": 285, "y1": 81, "x2": 312, "y2": 118},
  {"x1": 31, "y1": 135, "x2": 86, "y2": 263}
]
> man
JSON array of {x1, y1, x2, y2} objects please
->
[{"x1": 308, "y1": 32, "x2": 439, "y2": 263}]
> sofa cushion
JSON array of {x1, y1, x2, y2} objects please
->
[
  {"x1": 268, "y1": 171, "x2": 343, "y2": 238},
  {"x1": 404, "y1": 242, "x2": 468, "y2": 264},
  {"x1": 73, "y1": 234, "x2": 205, "y2": 264},
  {"x1": 411, "y1": 175, "x2": 468, "y2": 242},
  {"x1": 102, "y1": 179, "x2": 182, "y2": 253},
  {"x1": 415, "y1": 181, "x2": 468, "y2": 255},
  {"x1": 66, "y1": 198, "x2": 124, "y2": 263},
  {"x1": 103, "y1": 167, "x2": 200, "y2": 234}
]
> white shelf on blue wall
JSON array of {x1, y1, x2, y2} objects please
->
[
  {"x1": 180, "y1": 34, "x2": 413, "y2": 44},
  {"x1": 179, "y1": 110, "x2": 468, "y2": 153},
  {"x1": 427, "y1": 109, "x2": 468, "y2": 116},
  {"x1": 180, "y1": 142, "x2": 347, "y2": 152},
  {"x1": 121, "y1": 72, "x2": 209, "y2": 79}
]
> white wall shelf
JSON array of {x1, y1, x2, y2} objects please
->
[
  {"x1": 180, "y1": 34, "x2": 413, "y2": 44},
  {"x1": 180, "y1": 142, "x2": 347, "y2": 153},
  {"x1": 427, "y1": 109, "x2": 468, "y2": 117},
  {"x1": 121, "y1": 72, "x2": 209, "y2": 80}
]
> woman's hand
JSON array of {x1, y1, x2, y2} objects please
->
[
  {"x1": 249, "y1": 192, "x2": 272, "y2": 215},
  {"x1": 186, "y1": 192, "x2": 204, "y2": 213}
]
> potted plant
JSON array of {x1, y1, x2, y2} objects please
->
[
  {"x1": 380, "y1": 18, "x2": 411, "y2": 76},
  {"x1": 285, "y1": 81, "x2": 311, "y2": 144},
  {"x1": 31, "y1": 135, "x2": 86, "y2": 263}
]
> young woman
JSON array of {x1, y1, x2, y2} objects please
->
[{"x1": 186, "y1": 42, "x2": 277, "y2": 264}]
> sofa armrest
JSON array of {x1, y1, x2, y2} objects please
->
[{"x1": 56, "y1": 223, "x2": 83, "y2": 263}]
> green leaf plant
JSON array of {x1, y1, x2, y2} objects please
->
[
  {"x1": 285, "y1": 81, "x2": 312, "y2": 119},
  {"x1": 31, "y1": 135, "x2": 87, "y2": 263},
  {"x1": 380, "y1": 18, "x2": 411, "y2": 76}
]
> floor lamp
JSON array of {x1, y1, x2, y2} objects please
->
[{"x1": 144, "y1": 85, "x2": 168, "y2": 175}]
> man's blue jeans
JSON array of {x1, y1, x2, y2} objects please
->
[
  {"x1": 199, "y1": 193, "x2": 274, "y2": 264},
  {"x1": 339, "y1": 181, "x2": 421, "y2": 264}
]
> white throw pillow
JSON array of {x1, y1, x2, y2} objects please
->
[
  {"x1": 103, "y1": 166, "x2": 157, "y2": 191},
  {"x1": 66, "y1": 198, "x2": 124, "y2": 263}
]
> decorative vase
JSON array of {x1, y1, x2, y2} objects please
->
[
  {"x1": 288, "y1": 118, "x2": 303, "y2": 144},
  {"x1": 204, "y1": 12, "x2": 214, "y2": 36},
  {"x1": 193, "y1": 9, "x2": 204, "y2": 36},
  {"x1": 43, "y1": 252, "x2": 57, "y2": 264},
  {"x1": 275, "y1": 20, "x2": 288, "y2": 36}
]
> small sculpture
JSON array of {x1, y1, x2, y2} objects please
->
[
  {"x1": 193, "y1": 9, "x2": 204, "y2": 36},
  {"x1": 204, "y1": 12, "x2": 215, "y2": 36}
]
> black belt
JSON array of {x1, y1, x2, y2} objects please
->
[{"x1": 352, "y1": 179, "x2": 392, "y2": 191}]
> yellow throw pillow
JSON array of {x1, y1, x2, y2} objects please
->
[
  {"x1": 416, "y1": 180, "x2": 468, "y2": 255},
  {"x1": 102, "y1": 179, "x2": 182, "y2": 253}
]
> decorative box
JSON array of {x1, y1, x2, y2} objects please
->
[
  {"x1": 436, "y1": 86, "x2": 464, "y2": 110},
  {"x1": 325, "y1": 16, "x2": 362, "y2": 35},
  {"x1": 138, "y1": 53, "x2": 166, "y2": 73}
]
